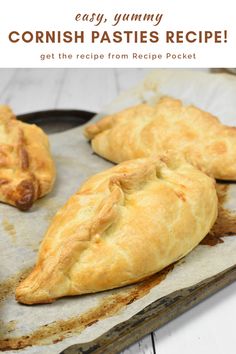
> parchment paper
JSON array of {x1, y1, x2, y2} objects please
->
[{"x1": 1, "y1": 69, "x2": 236, "y2": 354}]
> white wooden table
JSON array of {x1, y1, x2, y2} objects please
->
[{"x1": 0, "y1": 68, "x2": 235, "y2": 354}]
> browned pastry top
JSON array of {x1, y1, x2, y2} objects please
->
[
  {"x1": 16, "y1": 156, "x2": 217, "y2": 304},
  {"x1": 84, "y1": 96, "x2": 236, "y2": 180},
  {"x1": 0, "y1": 105, "x2": 55, "y2": 210}
]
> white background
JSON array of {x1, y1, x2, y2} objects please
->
[{"x1": 0, "y1": 0, "x2": 235, "y2": 67}]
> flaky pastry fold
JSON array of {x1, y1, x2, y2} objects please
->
[
  {"x1": 84, "y1": 97, "x2": 236, "y2": 180},
  {"x1": 16, "y1": 156, "x2": 217, "y2": 304},
  {"x1": 0, "y1": 105, "x2": 55, "y2": 210}
]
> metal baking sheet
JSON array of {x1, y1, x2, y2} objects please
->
[{"x1": 1, "y1": 69, "x2": 236, "y2": 354}]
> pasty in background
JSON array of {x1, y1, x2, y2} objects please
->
[
  {"x1": 0, "y1": 105, "x2": 55, "y2": 210},
  {"x1": 84, "y1": 97, "x2": 236, "y2": 180},
  {"x1": 16, "y1": 156, "x2": 217, "y2": 304}
]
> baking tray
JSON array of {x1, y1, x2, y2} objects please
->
[
  {"x1": 18, "y1": 109, "x2": 96, "y2": 134},
  {"x1": 13, "y1": 109, "x2": 236, "y2": 354},
  {"x1": 61, "y1": 264, "x2": 236, "y2": 354}
]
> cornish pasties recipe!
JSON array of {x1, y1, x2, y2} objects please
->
[{"x1": 8, "y1": 30, "x2": 226, "y2": 44}]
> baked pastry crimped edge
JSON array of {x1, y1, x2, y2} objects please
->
[
  {"x1": 16, "y1": 156, "x2": 217, "y2": 304},
  {"x1": 0, "y1": 105, "x2": 55, "y2": 210},
  {"x1": 84, "y1": 96, "x2": 236, "y2": 180}
]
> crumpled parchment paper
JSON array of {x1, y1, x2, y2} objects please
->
[{"x1": 1, "y1": 69, "x2": 236, "y2": 354}]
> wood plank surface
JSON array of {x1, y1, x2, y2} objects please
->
[
  {"x1": 0, "y1": 68, "x2": 235, "y2": 354},
  {"x1": 56, "y1": 69, "x2": 119, "y2": 111},
  {"x1": 122, "y1": 335, "x2": 155, "y2": 354},
  {"x1": 0, "y1": 69, "x2": 65, "y2": 113}
]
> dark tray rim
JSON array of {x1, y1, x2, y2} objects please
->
[
  {"x1": 61, "y1": 264, "x2": 236, "y2": 354},
  {"x1": 17, "y1": 109, "x2": 96, "y2": 133}
]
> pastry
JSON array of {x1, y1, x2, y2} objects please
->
[
  {"x1": 84, "y1": 96, "x2": 236, "y2": 180},
  {"x1": 0, "y1": 105, "x2": 55, "y2": 210},
  {"x1": 15, "y1": 156, "x2": 217, "y2": 304}
]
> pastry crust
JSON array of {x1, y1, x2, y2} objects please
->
[
  {"x1": 84, "y1": 97, "x2": 236, "y2": 180},
  {"x1": 0, "y1": 105, "x2": 55, "y2": 210},
  {"x1": 16, "y1": 156, "x2": 217, "y2": 304}
]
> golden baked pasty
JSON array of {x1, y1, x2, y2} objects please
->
[
  {"x1": 0, "y1": 105, "x2": 55, "y2": 210},
  {"x1": 84, "y1": 96, "x2": 236, "y2": 180},
  {"x1": 16, "y1": 156, "x2": 217, "y2": 304}
]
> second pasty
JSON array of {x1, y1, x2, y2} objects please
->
[
  {"x1": 84, "y1": 96, "x2": 236, "y2": 180},
  {"x1": 16, "y1": 156, "x2": 217, "y2": 304},
  {"x1": 0, "y1": 105, "x2": 55, "y2": 210}
]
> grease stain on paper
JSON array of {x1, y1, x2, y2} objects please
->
[
  {"x1": 0, "y1": 266, "x2": 173, "y2": 351},
  {"x1": 201, "y1": 184, "x2": 236, "y2": 246},
  {"x1": 1, "y1": 184, "x2": 236, "y2": 351},
  {"x1": 2, "y1": 218, "x2": 16, "y2": 243},
  {"x1": 0, "y1": 267, "x2": 32, "y2": 303}
]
